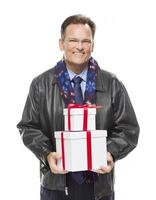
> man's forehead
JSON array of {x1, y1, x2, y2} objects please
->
[
  {"x1": 65, "y1": 23, "x2": 91, "y2": 30},
  {"x1": 64, "y1": 24, "x2": 92, "y2": 37}
]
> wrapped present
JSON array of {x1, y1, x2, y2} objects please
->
[
  {"x1": 64, "y1": 104, "x2": 99, "y2": 131},
  {"x1": 54, "y1": 130, "x2": 107, "y2": 171}
]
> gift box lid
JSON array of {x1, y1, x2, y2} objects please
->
[
  {"x1": 55, "y1": 130, "x2": 107, "y2": 140},
  {"x1": 64, "y1": 108, "x2": 96, "y2": 116}
]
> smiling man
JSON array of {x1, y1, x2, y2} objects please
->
[
  {"x1": 17, "y1": 14, "x2": 139, "y2": 200},
  {"x1": 59, "y1": 23, "x2": 94, "y2": 74}
]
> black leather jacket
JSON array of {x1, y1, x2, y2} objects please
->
[{"x1": 17, "y1": 67, "x2": 139, "y2": 199}]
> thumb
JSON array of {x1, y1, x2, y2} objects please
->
[
  {"x1": 51, "y1": 152, "x2": 62, "y2": 160},
  {"x1": 107, "y1": 152, "x2": 113, "y2": 163}
]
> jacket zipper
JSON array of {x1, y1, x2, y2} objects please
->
[{"x1": 65, "y1": 186, "x2": 68, "y2": 195}]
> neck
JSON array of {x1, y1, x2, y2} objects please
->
[{"x1": 65, "y1": 60, "x2": 89, "y2": 74}]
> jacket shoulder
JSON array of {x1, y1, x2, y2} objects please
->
[
  {"x1": 98, "y1": 68, "x2": 117, "y2": 80},
  {"x1": 97, "y1": 68, "x2": 124, "y2": 93},
  {"x1": 31, "y1": 67, "x2": 55, "y2": 86}
]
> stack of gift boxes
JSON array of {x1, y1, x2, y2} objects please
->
[{"x1": 55, "y1": 105, "x2": 107, "y2": 172}]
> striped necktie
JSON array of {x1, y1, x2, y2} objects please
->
[{"x1": 72, "y1": 76, "x2": 83, "y2": 104}]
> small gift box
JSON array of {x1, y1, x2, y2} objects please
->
[
  {"x1": 64, "y1": 104, "x2": 97, "y2": 131},
  {"x1": 54, "y1": 130, "x2": 107, "y2": 172}
]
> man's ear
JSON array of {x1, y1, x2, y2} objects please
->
[{"x1": 59, "y1": 38, "x2": 64, "y2": 51}]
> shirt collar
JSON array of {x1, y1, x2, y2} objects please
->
[{"x1": 67, "y1": 66, "x2": 88, "y2": 82}]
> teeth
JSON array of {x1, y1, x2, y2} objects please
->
[{"x1": 74, "y1": 52, "x2": 84, "y2": 55}]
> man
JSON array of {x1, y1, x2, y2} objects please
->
[{"x1": 17, "y1": 14, "x2": 140, "y2": 200}]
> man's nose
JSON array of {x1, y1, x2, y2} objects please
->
[{"x1": 77, "y1": 41, "x2": 83, "y2": 50}]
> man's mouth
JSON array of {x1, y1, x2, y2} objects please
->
[{"x1": 73, "y1": 52, "x2": 84, "y2": 55}]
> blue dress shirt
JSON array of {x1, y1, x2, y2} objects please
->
[{"x1": 67, "y1": 67, "x2": 88, "y2": 98}]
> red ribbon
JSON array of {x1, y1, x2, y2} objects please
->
[
  {"x1": 61, "y1": 132, "x2": 65, "y2": 170},
  {"x1": 67, "y1": 104, "x2": 103, "y2": 131},
  {"x1": 61, "y1": 130, "x2": 92, "y2": 171},
  {"x1": 86, "y1": 131, "x2": 92, "y2": 170}
]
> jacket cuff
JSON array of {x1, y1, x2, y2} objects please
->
[
  {"x1": 39, "y1": 147, "x2": 52, "y2": 167},
  {"x1": 107, "y1": 143, "x2": 118, "y2": 162}
]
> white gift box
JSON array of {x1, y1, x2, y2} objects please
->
[
  {"x1": 54, "y1": 130, "x2": 107, "y2": 172},
  {"x1": 64, "y1": 107, "x2": 96, "y2": 131}
]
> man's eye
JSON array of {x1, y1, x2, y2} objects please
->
[
  {"x1": 83, "y1": 40, "x2": 91, "y2": 44},
  {"x1": 69, "y1": 39, "x2": 77, "y2": 43}
]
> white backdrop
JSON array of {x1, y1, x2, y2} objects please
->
[{"x1": 0, "y1": 0, "x2": 156, "y2": 199}]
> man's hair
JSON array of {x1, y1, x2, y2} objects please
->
[{"x1": 61, "y1": 14, "x2": 96, "y2": 39}]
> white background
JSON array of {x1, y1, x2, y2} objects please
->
[{"x1": 0, "y1": 0, "x2": 156, "y2": 199}]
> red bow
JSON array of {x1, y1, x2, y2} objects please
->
[
  {"x1": 67, "y1": 103, "x2": 103, "y2": 109},
  {"x1": 67, "y1": 104, "x2": 103, "y2": 131}
]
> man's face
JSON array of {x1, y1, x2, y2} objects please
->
[{"x1": 59, "y1": 24, "x2": 94, "y2": 69}]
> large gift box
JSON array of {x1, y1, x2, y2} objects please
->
[
  {"x1": 54, "y1": 130, "x2": 107, "y2": 171},
  {"x1": 64, "y1": 106, "x2": 96, "y2": 131}
]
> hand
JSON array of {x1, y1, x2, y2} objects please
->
[
  {"x1": 92, "y1": 152, "x2": 114, "y2": 174},
  {"x1": 47, "y1": 152, "x2": 68, "y2": 174}
]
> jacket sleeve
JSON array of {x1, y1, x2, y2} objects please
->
[
  {"x1": 107, "y1": 77, "x2": 140, "y2": 161},
  {"x1": 17, "y1": 78, "x2": 52, "y2": 167}
]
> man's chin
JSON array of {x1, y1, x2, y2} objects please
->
[
  {"x1": 67, "y1": 59, "x2": 89, "y2": 67},
  {"x1": 72, "y1": 62, "x2": 88, "y2": 70},
  {"x1": 64, "y1": 59, "x2": 89, "y2": 73}
]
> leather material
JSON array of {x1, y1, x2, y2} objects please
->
[{"x1": 17, "y1": 67, "x2": 140, "y2": 198}]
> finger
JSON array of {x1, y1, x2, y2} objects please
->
[
  {"x1": 100, "y1": 164, "x2": 114, "y2": 173},
  {"x1": 92, "y1": 168, "x2": 107, "y2": 174},
  {"x1": 51, "y1": 152, "x2": 62, "y2": 160},
  {"x1": 51, "y1": 169, "x2": 68, "y2": 174},
  {"x1": 107, "y1": 152, "x2": 113, "y2": 162},
  {"x1": 92, "y1": 164, "x2": 113, "y2": 174},
  {"x1": 49, "y1": 162, "x2": 68, "y2": 174},
  {"x1": 49, "y1": 158, "x2": 68, "y2": 174},
  {"x1": 53, "y1": 169, "x2": 68, "y2": 174},
  {"x1": 106, "y1": 153, "x2": 114, "y2": 170},
  {"x1": 92, "y1": 169, "x2": 107, "y2": 174}
]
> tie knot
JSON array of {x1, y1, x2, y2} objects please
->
[{"x1": 72, "y1": 76, "x2": 83, "y2": 85}]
